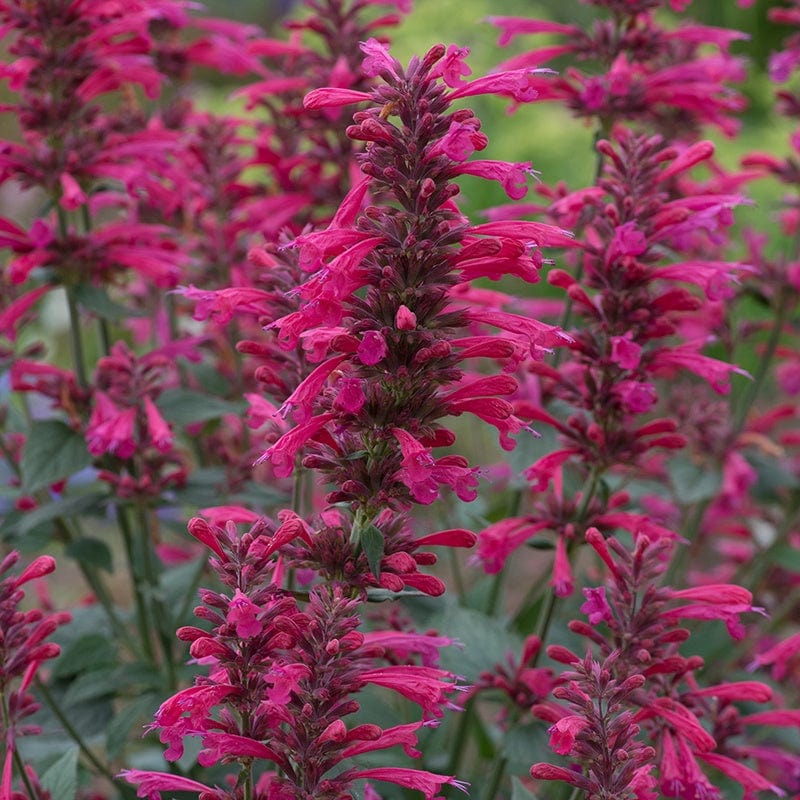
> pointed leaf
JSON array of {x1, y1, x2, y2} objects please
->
[
  {"x1": 361, "y1": 524, "x2": 384, "y2": 580},
  {"x1": 65, "y1": 536, "x2": 113, "y2": 573},
  {"x1": 40, "y1": 746, "x2": 78, "y2": 800},
  {"x1": 21, "y1": 421, "x2": 92, "y2": 493},
  {"x1": 74, "y1": 284, "x2": 147, "y2": 319},
  {"x1": 156, "y1": 389, "x2": 245, "y2": 426}
]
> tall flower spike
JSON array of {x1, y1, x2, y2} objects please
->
[
  {"x1": 488, "y1": 3, "x2": 747, "y2": 137},
  {"x1": 261, "y1": 39, "x2": 569, "y2": 524},
  {"x1": 0, "y1": 553, "x2": 70, "y2": 800},
  {"x1": 127, "y1": 520, "x2": 467, "y2": 800}
]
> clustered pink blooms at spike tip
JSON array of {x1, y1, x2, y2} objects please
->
[
  {"x1": 527, "y1": 527, "x2": 794, "y2": 800},
  {"x1": 259, "y1": 38, "x2": 570, "y2": 517},
  {"x1": 487, "y1": 1, "x2": 747, "y2": 138},
  {"x1": 124, "y1": 514, "x2": 468, "y2": 800},
  {"x1": 0, "y1": 553, "x2": 70, "y2": 800},
  {"x1": 473, "y1": 128, "x2": 749, "y2": 583},
  {"x1": 1, "y1": 0, "x2": 800, "y2": 798}
]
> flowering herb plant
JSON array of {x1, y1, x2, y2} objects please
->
[{"x1": 0, "y1": 1, "x2": 799, "y2": 800}]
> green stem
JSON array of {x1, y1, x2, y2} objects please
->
[
  {"x1": 510, "y1": 467, "x2": 601, "y2": 632},
  {"x1": 116, "y1": 505, "x2": 156, "y2": 662},
  {"x1": 445, "y1": 694, "x2": 476, "y2": 776},
  {"x1": 564, "y1": 785, "x2": 583, "y2": 800},
  {"x1": 65, "y1": 285, "x2": 89, "y2": 390},
  {"x1": 670, "y1": 290, "x2": 792, "y2": 585},
  {"x1": 136, "y1": 501, "x2": 177, "y2": 691},
  {"x1": 448, "y1": 546, "x2": 466, "y2": 602},
  {"x1": 98, "y1": 317, "x2": 112, "y2": 356},
  {"x1": 4, "y1": 411, "x2": 131, "y2": 652},
  {"x1": 480, "y1": 753, "x2": 508, "y2": 800},
  {"x1": 55, "y1": 207, "x2": 89, "y2": 389},
  {"x1": 732, "y1": 289, "x2": 791, "y2": 436},
  {"x1": 54, "y1": 514, "x2": 135, "y2": 653},
  {"x1": 34, "y1": 677, "x2": 118, "y2": 784},
  {"x1": 486, "y1": 569, "x2": 505, "y2": 616}
]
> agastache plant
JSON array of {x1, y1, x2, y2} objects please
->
[
  {"x1": 1, "y1": 1, "x2": 799, "y2": 798},
  {"x1": 126, "y1": 33, "x2": 574, "y2": 800},
  {"x1": 122, "y1": 516, "x2": 468, "y2": 800},
  {"x1": 0, "y1": 553, "x2": 69, "y2": 800}
]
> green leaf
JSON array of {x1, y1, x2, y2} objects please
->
[
  {"x1": 749, "y1": 451, "x2": 800, "y2": 499},
  {"x1": 52, "y1": 633, "x2": 116, "y2": 679},
  {"x1": 74, "y1": 283, "x2": 147, "y2": 319},
  {"x1": 427, "y1": 605, "x2": 522, "y2": 683},
  {"x1": 62, "y1": 668, "x2": 117, "y2": 707},
  {"x1": 768, "y1": 544, "x2": 800, "y2": 572},
  {"x1": 21, "y1": 421, "x2": 93, "y2": 493},
  {"x1": 155, "y1": 388, "x2": 245, "y2": 426},
  {"x1": 65, "y1": 536, "x2": 113, "y2": 573},
  {"x1": 360, "y1": 524, "x2": 384, "y2": 580},
  {"x1": 106, "y1": 695, "x2": 160, "y2": 760},
  {"x1": 365, "y1": 587, "x2": 428, "y2": 602},
  {"x1": 511, "y1": 776, "x2": 540, "y2": 800},
  {"x1": 504, "y1": 723, "x2": 550, "y2": 776},
  {"x1": 668, "y1": 455, "x2": 722, "y2": 505},
  {"x1": 14, "y1": 491, "x2": 107, "y2": 537},
  {"x1": 40, "y1": 746, "x2": 78, "y2": 800}
]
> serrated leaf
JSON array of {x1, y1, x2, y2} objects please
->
[
  {"x1": 74, "y1": 284, "x2": 147, "y2": 320},
  {"x1": 360, "y1": 524, "x2": 384, "y2": 580},
  {"x1": 40, "y1": 746, "x2": 78, "y2": 800},
  {"x1": 52, "y1": 633, "x2": 116, "y2": 679},
  {"x1": 156, "y1": 388, "x2": 245, "y2": 426},
  {"x1": 15, "y1": 491, "x2": 107, "y2": 537},
  {"x1": 668, "y1": 455, "x2": 722, "y2": 505},
  {"x1": 106, "y1": 695, "x2": 160, "y2": 760},
  {"x1": 65, "y1": 536, "x2": 113, "y2": 573},
  {"x1": 21, "y1": 421, "x2": 93, "y2": 493}
]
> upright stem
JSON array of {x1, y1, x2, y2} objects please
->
[
  {"x1": 56, "y1": 207, "x2": 89, "y2": 389},
  {"x1": 670, "y1": 289, "x2": 792, "y2": 585},
  {"x1": 136, "y1": 501, "x2": 177, "y2": 691},
  {"x1": 65, "y1": 286, "x2": 89, "y2": 389},
  {"x1": 2, "y1": 692, "x2": 38, "y2": 800},
  {"x1": 731, "y1": 288, "x2": 790, "y2": 436},
  {"x1": 34, "y1": 677, "x2": 119, "y2": 784},
  {"x1": 116, "y1": 505, "x2": 155, "y2": 662},
  {"x1": 511, "y1": 467, "x2": 601, "y2": 633}
]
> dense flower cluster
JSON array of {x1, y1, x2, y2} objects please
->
[
  {"x1": 123, "y1": 516, "x2": 467, "y2": 800},
  {"x1": 0, "y1": 553, "x2": 69, "y2": 800},
  {"x1": 0, "y1": 1, "x2": 799, "y2": 799},
  {"x1": 488, "y1": 3, "x2": 747, "y2": 136},
  {"x1": 529, "y1": 528, "x2": 789, "y2": 800}
]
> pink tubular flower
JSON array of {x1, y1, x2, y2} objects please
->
[
  {"x1": 226, "y1": 589, "x2": 261, "y2": 638},
  {"x1": 474, "y1": 517, "x2": 550, "y2": 574},
  {"x1": 550, "y1": 535, "x2": 574, "y2": 597},
  {"x1": 547, "y1": 715, "x2": 590, "y2": 755},
  {"x1": 120, "y1": 770, "x2": 219, "y2": 800},
  {"x1": 1, "y1": 553, "x2": 70, "y2": 800},
  {"x1": 748, "y1": 632, "x2": 800, "y2": 680},
  {"x1": 359, "y1": 665, "x2": 462, "y2": 718},
  {"x1": 258, "y1": 412, "x2": 337, "y2": 477},
  {"x1": 264, "y1": 37, "x2": 570, "y2": 521},
  {"x1": 347, "y1": 767, "x2": 468, "y2": 800}
]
